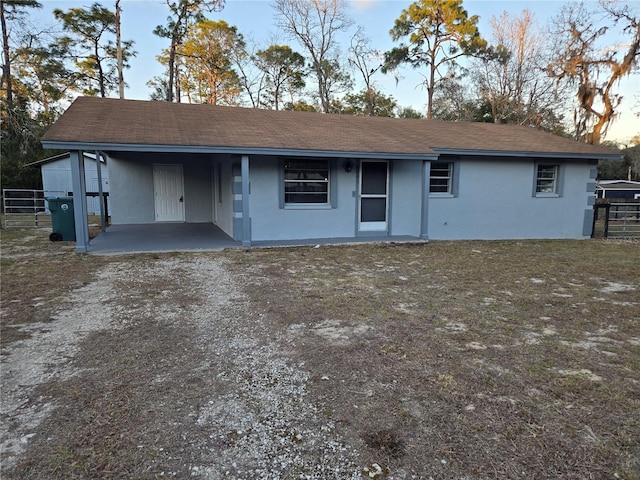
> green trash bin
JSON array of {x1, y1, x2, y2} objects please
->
[{"x1": 46, "y1": 197, "x2": 76, "y2": 241}]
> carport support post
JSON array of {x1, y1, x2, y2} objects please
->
[
  {"x1": 70, "y1": 150, "x2": 90, "y2": 253},
  {"x1": 241, "y1": 155, "x2": 251, "y2": 247},
  {"x1": 420, "y1": 160, "x2": 431, "y2": 239},
  {"x1": 95, "y1": 150, "x2": 106, "y2": 233}
]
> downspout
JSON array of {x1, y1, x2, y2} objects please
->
[{"x1": 69, "y1": 150, "x2": 90, "y2": 253}]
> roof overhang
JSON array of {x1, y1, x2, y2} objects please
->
[
  {"x1": 26, "y1": 151, "x2": 101, "y2": 167},
  {"x1": 597, "y1": 180, "x2": 640, "y2": 186},
  {"x1": 596, "y1": 182, "x2": 640, "y2": 190},
  {"x1": 432, "y1": 148, "x2": 623, "y2": 160},
  {"x1": 40, "y1": 141, "x2": 439, "y2": 161}
]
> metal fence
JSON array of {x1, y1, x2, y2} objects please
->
[
  {"x1": 593, "y1": 202, "x2": 640, "y2": 239},
  {"x1": 2, "y1": 189, "x2": 63, "y2": 228}
]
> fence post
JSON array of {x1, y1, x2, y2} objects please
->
[
  {"x1": 604, "y1": 204, "x2": 611, "y2": 238},
  {"x1": 33, "y1": 190, "x2": 37, "y2": 226}
]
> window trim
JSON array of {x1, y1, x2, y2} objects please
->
[
  {"x1": 534, "y1": 163, "x2": 562, "y2": 197},
  {"x1": 429, "y1": 160, "x2": 458, "y2": 197},
  {"x1": 279, "y1": 157, "x2": 337, "y2": 209}
]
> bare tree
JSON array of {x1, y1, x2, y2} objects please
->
[
  {"x1": 431, "y1": 77, "x2": 480, "y2": 122},
  {"x1": 473, "y1": 10, "x2": 566, "y2": 131},
  {"x1": 348, "y1": 28, "x2": 381, "y2": 93},
  {"x1": 233, "y1": 39, "x2": 264, "y2": 108},
  {"x1": 274, "y1": 0, "x2": 353, "y2": 113},
  {"x1": 547, "y1": 0, "x2": 640, "y2": 144},
  {"x1": 347, "y1": 27, "x2": 388, "y2": 116}
]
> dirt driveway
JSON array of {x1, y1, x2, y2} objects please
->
[
  {"x1": 1, "y1": 229, "x2": 639, "y2": 479},
  {"x1": 1, "y1": 244, "x2": 362, "y2": 478}
]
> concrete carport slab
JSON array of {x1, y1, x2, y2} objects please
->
[{"x1": 88, "y1": 223, "x2": 240, "y2": 254}]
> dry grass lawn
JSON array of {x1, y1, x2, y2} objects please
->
[
  {"x1": 1, "y1": 227, "x2": 639, "y2": 479},
  {"x1": 226, "y1": 239, "x2": 640, "y2": 479}
]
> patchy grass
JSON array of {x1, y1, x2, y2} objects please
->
[
  {"x1": 0, "y1": 228, "x2": 111, "y2": 344},
  {"x1": 226, "y1": 239, "x2": 640, "y2": 478},
  {"x1": 1, "y1": 229, "x2": 639, "y2": 479}
]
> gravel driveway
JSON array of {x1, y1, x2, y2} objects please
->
[{"x1": 1, "y1": 254, "x2": 363, "y2": 479}]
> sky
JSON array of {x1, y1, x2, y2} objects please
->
[{"x1": 27, "y1": 0, "x2": 640, "y2": 144}]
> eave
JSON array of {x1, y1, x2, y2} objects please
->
[
  {"x1": 40, "y1": 141, "x2": 439, "y2": 161},
  {"x1": 25, "y1": 151, "x2": 101, "y2": 167},
  {"x1": 432, "y1": 148, "x2": 623, "y2": 161}
]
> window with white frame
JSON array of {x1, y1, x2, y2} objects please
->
[
  {"x1": 284, "y1": 159, "x2": 330, "y2": 204},
  {"x1": 535, "y1": 164, "x2": 559, "y2": 194},
  {"x1": 430, "y1": 162, "x2": 454, "y2": 194}
]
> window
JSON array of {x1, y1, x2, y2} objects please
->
[
  {"x1": 535, "y1": 165, "x2": 559, "y2": 194},
  {"x1": 284, "y1": 159, "x2": 329, "y2": 204},
  {"x1": 430, "y1": 162, "x2": 453, "y2": 194}
]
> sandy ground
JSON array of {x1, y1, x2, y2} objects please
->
[{"x1": 1, "y1": 255, "x2": 365, "y2": 479}]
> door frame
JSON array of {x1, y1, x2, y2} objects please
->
[
  {"x1": 153, "y1": 163, "x2": 185, "y2": 222},
  {"x1": 358, "y1": 160, "x2": 389, "y2": 232}
]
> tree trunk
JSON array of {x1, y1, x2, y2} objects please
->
[
  {"x1": 318, "y1": 66, "x2": 329, "y2": 113},
  {"x1": 167, "y1": 42, "x2": 176, "y2": 102},
  {"x1": 96, "y1": 46, "x2": 106, "y2": 97},
  {"x1": 426, "y1": 51, "x2": 437, "y2": 120},
  {"x1": 174, "y1": 55, "x2": 181, "y2": 103},
  {"x1": 0, "y1": 0, "x2": 13, "y2": 116},
  {"x1": 115, "y1": 0, "x2": 124, "y2": 99}
]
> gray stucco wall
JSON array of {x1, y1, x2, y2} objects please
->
[
  {"x1": 183, "y1": 159, "x2": 213, "y2": 223},
  {"x1": 249, "y1": 156, "x2": 358, "y2": 241},
  {"x1": 109, "y1": 156, "x2": 155, "y2": 224},
  {"x1": 248, "y1": 157, "x2": 426, "y2": 241},
  {"x1": 215, "y1": 157, "x2": 235, "y2": 239},
  {"x1": 428, "y1": 158, "x2": 594, "y2": 240},
  {"x1": 108, "y1": 152, "x2": 596, "y2": 242},
  {"x1": 388, "y1": 160, "x2": 423, "y2": 237},
  {"x1": 109, "y1": 153, "x2": 213, "y2": 225}
]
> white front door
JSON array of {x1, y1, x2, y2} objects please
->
[
  {"x1": 154, "y1": 164, "x2": 185, "y2": 222},
  {"x1": 359, "y1": 160, "x2": 389, "y2": 232}
]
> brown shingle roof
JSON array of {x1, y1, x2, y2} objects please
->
[{"x1": 41, "y1": 96, "x2": 619, "y2": 158}]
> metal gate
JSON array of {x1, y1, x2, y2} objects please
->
[
  {"x1": 2, "y1": 189, "x2": 61, "y2": 228},
  {"x1": 593, "y1": 202, "x2": 640, "y2": 239}
]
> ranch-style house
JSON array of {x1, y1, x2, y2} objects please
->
[{"x1": 41, "y1": 97, "x2": 620, "y2": 253}]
